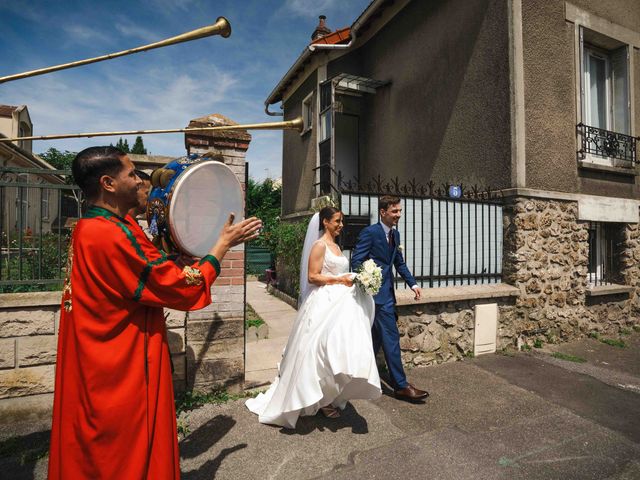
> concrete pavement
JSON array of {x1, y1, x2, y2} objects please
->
[
  {"x1": 175, "y1": 337, "x2": 640, "y2": 480},
  {"x1": 2, "y1": 283, "x2": 639, "y2": 479},
  {"x1": 244, "y1": 280, "x2": 297, "y2": 387}
]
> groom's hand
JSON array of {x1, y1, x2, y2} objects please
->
[{"x1": 412, "y1": 286, "x2": 422, "y2": 301}]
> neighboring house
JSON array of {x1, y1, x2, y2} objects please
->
[
  {"x1": 0, "y1": 104, "x2": 67, "y2": 236},
  {"x1": 266, "y1": 1, "x2": 640, "y2": 352}
]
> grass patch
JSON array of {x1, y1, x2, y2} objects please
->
[
  {"x1": 633, "y1": 325, "x2": 640, "y2": 333},
  {"x1": 520, "y1": 343, "x2": 532, "y2": 351},
  {"x1": 551, "y1": 352, "x2": 587, "y2": 363},
  {"x1": 245, "y1": 304, "x2": 265, "y2": 330},
  {"x1": 175, "y1": 388, "x2": 257, "y2": 415},
  {"x1": 600, "y1": 338, "x2": 626, "y2": 348},
  {"x1": 533, "y1": 339, "x2": 544, "y2": 349},
  {"x1": 620, "y1": 328, "x2": 631, "y2": 336},
  {"x1": 588, "y1": 331, "x2": 600, "y2": 340},
  {"x1": 464, "y1": 351, "x2": 475, "y2": 359}
]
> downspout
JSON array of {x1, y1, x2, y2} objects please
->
[{"x1": 264, "y1": 104, "x2": 283, "y2": 117}]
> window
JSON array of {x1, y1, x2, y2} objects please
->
[
  {"x1": 578, "y1": 27, "x2": 633, "y2": 167},
  {"x1": 587, "y1": 222, "x2": 620, "y2": 285},
  {"x1": 301, "y1": 91, "x2": 314, "y2": 134},
  {"x1": 41, "y1": 188, "x2": 50, "y2": 221},
  {"x1": 319, "y1": 81, "x2": 332, "y2": 142},
  {"x1": 15, "y1": 174, "x2": 29, "y2": 231}
]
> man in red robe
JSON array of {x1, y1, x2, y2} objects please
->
[{"x1": 48, "y1": 146, "x2": 260, "y2": 479}]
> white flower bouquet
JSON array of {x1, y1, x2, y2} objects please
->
[{"x1": 354, "y1": 259, "x2": 383, "y2": 296}]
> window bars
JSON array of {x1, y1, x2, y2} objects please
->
[{"x1": 577, "y1": 123, "x2": 638, "y2": 166}]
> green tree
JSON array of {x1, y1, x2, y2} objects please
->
[
  {"x1": 131, "y1": 136, "x2": 147, "y2": 154},
  {"x1": 114, "y1": 138, "x2": 130, "y2": 153},
  {"x1": 246, "y1": 177, "x2": 281, "y2": 251},
  {"x1": 38, "y1": 148, "x2": 76, "y2": 171}
]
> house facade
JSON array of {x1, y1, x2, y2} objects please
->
[
  {"x1": 266, "y1": 0, "x2": 640, "y2": 359},
  {"x1": 0, "y1": 105, "x2": 66, "y2": 237}
]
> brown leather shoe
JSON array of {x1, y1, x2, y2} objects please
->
[{"x1": 394, "y1": 384, "x2": 429, "y2": 402}]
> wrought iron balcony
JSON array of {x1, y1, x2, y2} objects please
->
[{"x1": 577, "y1": 123, "x2": 638, "y2": 166}]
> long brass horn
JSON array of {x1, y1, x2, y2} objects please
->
[
  {"x1": 0, "y1": 117, "x2": 304, "y2": 142},
  {"x1": 0, "y1": 17, "x2": 231, "y2": 84}
]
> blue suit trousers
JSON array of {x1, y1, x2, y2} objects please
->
[{"x1": 373, "y1": 302, "x2": 408, "y2": 390}]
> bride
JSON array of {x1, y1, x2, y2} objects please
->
[{"x1": 245, "y1": 206, "x2": 381, "y2": 428}]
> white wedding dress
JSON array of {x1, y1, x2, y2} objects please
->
[{"x1": 245, "y1": 240, "x2": 381, "y2": 429}]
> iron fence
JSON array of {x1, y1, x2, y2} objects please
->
[
  {"x1": 339, "y1": 175, "x2": 503, "y2": 288},
  {"x1": 0, "y1": 167, "x2": 81, "y2": 292},
  {"x1": 577, "y1": 123, "x2": 638, "y2": 166}
]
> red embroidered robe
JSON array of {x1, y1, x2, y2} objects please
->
[{"x1": 48, "y1": 206, "x2": 220, "y2": 479}]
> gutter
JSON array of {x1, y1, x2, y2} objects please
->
[{"x1": 264, "y1": 0, "x2": 386, "y2": 115}]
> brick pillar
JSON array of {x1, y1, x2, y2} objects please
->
[{"x1": 183, "y1": 114, "x2": 249, "y2": 392}]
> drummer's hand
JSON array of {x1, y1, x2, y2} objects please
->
[{"x1": 210, "y1": 214, "x2": 262, "y2": 260}]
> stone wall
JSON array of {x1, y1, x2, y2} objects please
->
[
  {"x1": 501, "y1": 197, "x2": 640, "y2": 347},
  {"x1": 396, "y1": 196, "x2": 640, "y2": 365},
  {"x1": 0, "y1": 294, "x2": 191, "y2": 419},
  {"x1": 395, "y1": 286, "x2": 518, "y2": 366},
  {"x1": 0, "y1": 293, "x2": 59, "y2": 421},
  {"x1": 398, "y1": 299, "x2": 509, "y2": 366}
]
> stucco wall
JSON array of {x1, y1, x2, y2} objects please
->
[
  {"x1": 329, "y1": 0, "x2": 512, "y2": 190},
  {"x1": 282, "y1": 72, "x2": 317, "y2": 215},
  {"x1": 521, "y1": 0, "x2": 640, "y2": 198}
]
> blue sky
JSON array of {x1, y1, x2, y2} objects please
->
[{"x1": 0, "y1": 0, "x2": 370, "y2": 180}]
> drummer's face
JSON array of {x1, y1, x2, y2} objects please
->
[{"x1": 115, "y1": 156, "x2": 142, "y2": 207}]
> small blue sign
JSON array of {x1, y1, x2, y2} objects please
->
[{"x1": 449, "y1": 185, "x2": 462, "y2": 198}]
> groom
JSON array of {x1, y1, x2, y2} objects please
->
[{"x1": 351, "y1": 195, "x2": 429, "y2": 402}]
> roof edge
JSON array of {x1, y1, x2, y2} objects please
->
[{"x1": 264, "y1": 0, "x2": 388, "y2": 107}]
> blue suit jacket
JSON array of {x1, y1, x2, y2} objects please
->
[{"x1": 351, "y1": 223, "x2": 417, "y2": 305}]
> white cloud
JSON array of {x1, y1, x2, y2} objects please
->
[
  {"x1": 0, "y1": 56, "x2": 285, "y2": 179},
  {"x1": 114, "y1": 21, "x2": 158, "y2": 43},
  {"x1": 62, "y1": 25, "x2": 113, "y2": 45},
  {"x1": 282, "y1": 0, "x2": 345, "y2": 18},
  {"x1": 142, "y1": 0, "x2": 201, "y2": 13}
]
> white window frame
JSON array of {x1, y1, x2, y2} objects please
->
[
  {"x1": 301, "y1": 91, "x2": 314, "y2": 135},
  {"x1": 583, "y1": 46, "x2": 612, "y2": 131}
]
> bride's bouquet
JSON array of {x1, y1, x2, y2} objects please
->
[{"x1": 354, "y1": 259, "x2": 383, "y2": 296}]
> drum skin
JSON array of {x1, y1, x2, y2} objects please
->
[{"x1": 147, "y1": 154, "x2": 243, "y2": 257}]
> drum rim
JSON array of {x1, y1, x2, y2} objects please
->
[{"x1": 167, "y1": 160, "x2": 243, "y2": 257}]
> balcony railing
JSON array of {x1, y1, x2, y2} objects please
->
[{"x1": 577, "y1": 123, "x2": 638, "y2": 166}]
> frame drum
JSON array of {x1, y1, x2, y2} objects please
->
[{"x1": 147, "y1": 155, "x2": 243, "y2": 257}]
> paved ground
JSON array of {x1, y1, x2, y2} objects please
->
[
  {"x1": 2, "y1": 284, "x2": 639, "y2": 479},
  {"x1": 244, "y1": 281, "x2": 296, "y2": 387}
]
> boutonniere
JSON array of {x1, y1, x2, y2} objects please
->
[{"x1": 398, "y1": 244, "x2": 404, "y2": 253}]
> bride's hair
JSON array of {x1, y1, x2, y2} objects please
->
[{"x1": 319, "y1": 206, "x2": 341, "y2": 230}]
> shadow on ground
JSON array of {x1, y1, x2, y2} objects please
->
[
  {"x1": 0, "y1": 430, "x2": 49, "y2": 480},
  {"x1": 181, "y1": 414, "x2": 247, "y2": 480},
  {"x1": 279, "y1": 402, "x2": 370, "y2": 436}
]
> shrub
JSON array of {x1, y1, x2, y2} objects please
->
[
  {"x1": 0, "y1": 232, "x2": 70, "y2": 293},
  {"x1": 271, "y1": 217, "x2": 310, "y2": 299}
]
